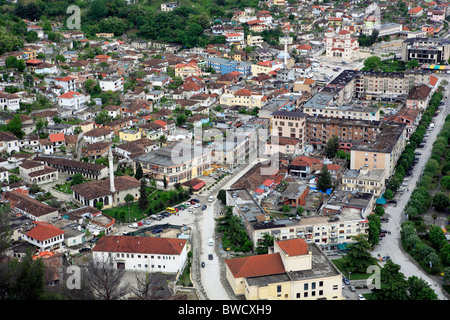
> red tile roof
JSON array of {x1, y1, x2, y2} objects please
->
[
  {"x1": 225, "y1": 253, "x2": 285, "y2": 278},
  {"x1": 58, "y1": 91, "x2": 83, "y2": 99},
  {"x1": 49, "y1": 133, "x2": 65, "y2": 142},
  {"x1": 26, "y1": 221, "x2": 64, "y2": 242},
  {"x1": 92, "y1": 235, "x2": 187, "y2": 255},
  {"x1": 277, "y1": 238, "x2": 309, "y2": 256}
]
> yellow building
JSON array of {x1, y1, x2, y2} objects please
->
[
  {"x1": 119, "y1": 129, "x2": 142, "y2": 142},
  {"x1": 225, "y1": 239, "x2": 343, "y2": 300},
  {"x1": 350, "y1": 123, "x2": 407, "y2": 180},
  {"x1": 219, "y1": 88, "x2": 267, "y2": 109}
]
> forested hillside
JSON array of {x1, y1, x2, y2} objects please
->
[{"x1": 0, "y1": 0, "x2": 266, "y2": 50}]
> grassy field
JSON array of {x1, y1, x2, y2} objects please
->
[{"x1": 54, "y1": 183, "x2": 73, "y2": 194}]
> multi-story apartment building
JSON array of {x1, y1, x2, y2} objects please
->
[
  {"x1": 226, "y1": 188, "x2": 371, "y2": 252},
  {"x1": 133, "y1": 141, "x2": 212, "y2": 186},
  {"x1": 401, "y1": 37, "x2": 450, "y2": 64},
  {"x1": 350, "y1": 122, "x2": 407, "y2": 179},
  {"x1": 99, "y1": 76, "x2": 124, "y2": 92},
  {"x1": 341, "y1": 168, "x2": 386, "y2": 198},
  {"x1": 270, "y1": 110, "x2": 306, "y2": 154},
  {"x1": 354, "y1": 69, "x2": 435, "y2": 101},
  {"x1": 305, "y1": 117, "x2": 381, "y2": 151}
]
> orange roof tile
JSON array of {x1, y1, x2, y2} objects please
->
[
  {"x1": 277, "y1": 239, "x2": 309, "y2": 256},
  {"x1": 225, "y1": 253, "x2": 285, "y2": 278}
]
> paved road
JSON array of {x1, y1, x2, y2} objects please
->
[
  {"x1": 192, "y1": 161, "x2": 257, "y2": 300},
  {"x1": 371, "y1": 76, "x2": 450, "y2": 300}
]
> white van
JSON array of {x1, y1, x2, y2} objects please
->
[
  {"x1": 208, "y1": 238, "x2": 213, "y2": 246},
  {"x1": 208, "y1": 196, "x2": 214, "y2": 202}
]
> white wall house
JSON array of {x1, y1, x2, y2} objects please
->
[
  {"x1": 54, "y1": 76, "x2": 77, "y2": 93},
  {"x1": 57, "y1": 91, "x2": 86, "y2": 110},
  {"x1": 22, "y1": 222, "x2": 64, "y2": 252},
  {"x1": 0, "y1": 92, "x2": 20, "y2": 112},
  {"x1": 92, "y1": 235, "x2": 188, "y2": 274},
  {"x1": 100, "y1": 77, "x2": 124, "y2": 92}
]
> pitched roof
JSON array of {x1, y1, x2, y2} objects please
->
[
  {"x1": 277, "y1": 238, "x2": 309, "y2": 256},
  {"x1": 49, "y1": 133, "x2": 65, "y2": 143},
  {"x1": 92, "y1": 235, "x2": 187, "y2": 255},
  {"x1": 71, "y1": 175, "x2": 140, "y2": 199},
  {"x1": 225, "y1": 253, "x2": 285, "y2": 278},
  {"x1": 58, "y1": 91, "x2": 83, "y2": 99},
  {"x1": 26, "y1": 222, "x2": 64, "y2": 242}
]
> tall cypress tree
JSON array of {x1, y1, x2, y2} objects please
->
[
  {"x1": 316, "y1": 165, "x2": 333, "y2": 192},
  {"x1": 138, "y1": 179, "x2": 149, "y2": 211}
]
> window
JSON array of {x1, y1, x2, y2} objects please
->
[
  {"x1": 304, "y1": 283, "x2": 308, "y2": 290},
  {"x1": 277, "y1": 285, "x2": 281, "y2": 293}
]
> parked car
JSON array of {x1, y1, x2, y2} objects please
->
[
  {"x1": 194, "y1": 203, "x2": 201, "y2": 208},
  {"x1": 382, "y1": 256, "x2": 390, "y2": 262},
  {"x1": 343, "y1": 276, "x2": 350, "y2": 285},
  {"x1": 152, "y1": 228, "x2": 163, "y2": 234},
  {"x1": 208, "y1": 196, "x2": 214, "y2": 202},
  {"x1": 208, "y1": 254, "x2": 213, "y2": 260},
  {"x1": 201, "y1": 262, "x2": 205, "y2": 268},
  {"x1": 415, "y1": 152, "x2": 421, "y2": 156},
  {"x1": 79, "y1": 247, "x2": 91, "y2": 253},
  {"x1": 349, "y1": 286, "x2": 356, "y2": 292},
  {"x1": 202, "y1": 205, "x2": 207, "y2": 210},
  {"x1": 357, "y1": 294, "x2": 366, "y2": 300}
]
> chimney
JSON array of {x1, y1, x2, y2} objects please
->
[{"x1": 109, "y1": 146, "x2": 116, "y2": 193}]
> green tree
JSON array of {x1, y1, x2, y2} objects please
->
[
  {"x1": 217, "y1": 189, "x2": 226, "y2": 205},
  {"x1": 163, "y1": 176, "x2": 168, "y2": 189},
  {"x1": 70, "y1": 173, "x2": 85, "y2": 186},
  {"x1": 90, "y1": 0, "x2": 108, "y2": 20},
  {"x1": 6, "y1": 114, "x2": 24, "y2": 139},
  {"x1": 432, "y1": 192, "x2": 449, "y2": 211},
  {"x1": 407, "y1": 276, "x2": 438, "y2": 300},
  {"x1": 342, "y1": 235, "x2": 377, "y2": 273},
  {"x1": 324, "y1": 136, "x2": 339, "y2": 159},
  {"x1": 255, "y1": 233, "x2": 274, "y2": 255},
  {"x1": 371, "y1": 260, "x2": 409, "y2": 300},
  {"x1": 429, "y1": 225, "x2": 447, "y2": 251},
  {"x1": 362, "y1": 56, "x2": 382, "y2": 71},
  {"x1": 135, "y1": 163, "x2": 143, "y2": 181},
  {"x1": 138, "y1": 179, "x2": 149, "y2": 211},
  {"x1": 316, "y1": 165, "x2": 333, "y2": 192},
  {"x1": 5, "y1": 55, "x2": 18, "y2": 69}
]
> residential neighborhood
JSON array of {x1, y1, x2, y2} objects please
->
[{"x1": 0, "y1": 0, "x2": 449, "y2": 306}]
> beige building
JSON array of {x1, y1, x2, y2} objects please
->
[
  {"x1": 219, "y1": 88, "x2": 267, "y2": 109},
  {"x1": 350, "y1": 123, "x2": 407, "y2": 179},
  {"x1": 19, "y1": 159, "x2": 59, "y2": 185},
  {"x1": 133, "y1": 141, "x2": 211, "y2": 186},
  {"x1": 341, "y1": 168, "x2": 386, "y2": 198},
  {"x1": 226, "y1": 188, "x2": 371, "y2": 251},
  {"x1": 225, "y1": 238, "x2": 343, "y2": 300},
  {"x1": 246, "y1": 34, "x2": 264, "y2": 47},
  {"x1": 270, "y1": 110, "x2": 306, "y2": 154}
]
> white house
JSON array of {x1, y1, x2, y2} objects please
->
[
  {"x1": 92, "y1": 235, "x2": 188, "y2": 274},
  {"x1": 22, "y1": 221, "x2": 64, "y2": 252},
  {"x1": 99, "y1": 76, "x2": 124, "y2": 92},
  {"x1": 0, "y1": 92, "x2": 20, "y2": 112},
  {"x1": 53, "y1": 76, "x2": 77, "y2": 93},
  {"x1": 0, "y1": 131, "x2": 20, "y2": 154},
  {"x1": 34, "y1": 63, "x2": 58, "y2": 75},
  {"x1": 225, "y1": 33, "x2": 245, "y2": 46},
  {"x1": 57, "y1": 91, "x2": 86, "y2": 111}
]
